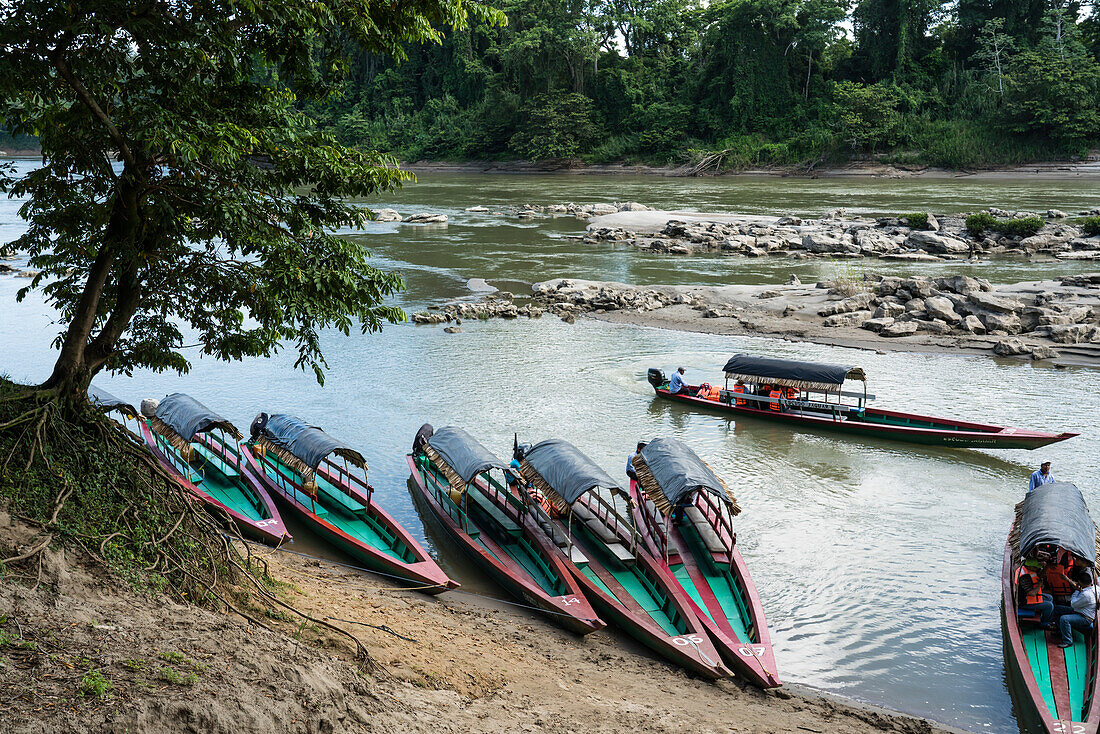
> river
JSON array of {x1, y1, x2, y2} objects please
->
[{"x1": 2, "y1": 161, "x2": 1099, "y2": 733}]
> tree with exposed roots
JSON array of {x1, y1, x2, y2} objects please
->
[{"x1": 0, "y1": 0, "x2": 502, "y2": 403}]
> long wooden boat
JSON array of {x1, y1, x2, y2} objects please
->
[
  {"x1": 516, "y1": 438, "x2": 729, "y2": 679},
  {"x1": 407, "y1": 425, "x2": 603, "y2": 634},
  {"x1": 241, "y1": 413, "x2": 456, "y2": 593},
  {"x1": 1002, "y1": 481, "x2": 1100, "y2": 734},
  {"x1": 137, "y1": 393, "x2": 290, "y2": 545},
  {"x1": 629, "y1": 437, "x2": 780, "y2": 688},
  {"x1": 648, "y1": 354, "x2": 1077, "y2": 450}
]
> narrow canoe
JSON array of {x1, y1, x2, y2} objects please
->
[
  {"x1": 407, "y1": 442, "x2": 604, "y2": 634},
  {"x1": 240, "y1": 433, "x2": 456, "y2": 593},
  {"x1": 1002, "y1": 501, "x2": 1100, "y2": 733},
  {"x1": 541, "y1": 497, "x2": 728, "y2": 678},
  {"x1": 653, "y1": 385, "x2": 1077, "y2": 450},
  {"x1": 630, "y1": 478, "x2": 780, "y2": 688},
  {"x1": 138, "y1": 419, "x2": 290, "y2": 545}
]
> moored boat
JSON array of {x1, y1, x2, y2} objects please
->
[
  {"x1": 647, "y1": 354, "x2": 1077, "y2": 450},
  {"x1": 629, "y1": 437, "x2": 780, "y2": 688},
  {"x1": 242, "y1": 413, "x2": 456, "y2": 593},
  {"x1": 137, "y1": 393, "x2": 290, "y2": 545},
  {"x1": 407, "y1": 425, "x2": 604, "y2": 634},
  {"x1": 516, "y1": 438, "x2": 729, "y2": 679},
  {"x1": 1002, "y1": 481, "x2": 1100, "y2": 734}
]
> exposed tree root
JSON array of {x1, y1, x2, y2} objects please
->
[{"x1": 0, "y1": 387, "x2": 378, "y2": 671}]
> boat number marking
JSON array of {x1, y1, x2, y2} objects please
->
[
  {"x1": 1052, "y1": 723, "x2": 1086, "y2": 734},
  {"x1": 672, "y1": 636, "x2": 706, "y2": 646},
  {"x1": 562, "y1": 597, "x2": 580, "y2": 606},
  {"x1": 255, "y1": 519, "x2": 278, "y2": 527},
  {"x1": 738, "y1": 646, "x2": 768, "y2": 658}
]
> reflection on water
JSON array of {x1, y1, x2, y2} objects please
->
[{"x1": 3, "y1": 162, "x2": 1100, "y2": 733}]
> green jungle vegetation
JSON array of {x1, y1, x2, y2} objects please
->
[{"x1": 309, "y1": 0, "x2": 1100, "y2": 170}]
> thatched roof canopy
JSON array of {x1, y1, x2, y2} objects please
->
[
  {"x1": 519, "y1": 439, "x2": 625, "y2": 514},
  {"x1": 150, "y1": 393, "x2": 241, "y2": 455},
  {"x1": 722, "y1": 354, "x2": 864, "y2": 392},
  {"x1": 633, "y1": 437, "x2": 740, "y2": 517}
]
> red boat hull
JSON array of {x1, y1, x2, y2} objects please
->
[
  {"x1": 654, "y1": 386, "x2": 1076, "y2": 450},
  {"x1": 138, "y1": 421, "x2": 290, "y2": 545},
  {"x1": 407, "y1": 455, "x2": 604, "y2": 634},
  {"x1": 241, "y1": 447, "x2": 457, "y2": 593},
  {"x1": 629, "y1": 481, "x2": 780, "y2": 688}
]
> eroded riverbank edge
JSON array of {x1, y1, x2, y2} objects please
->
[{"x1": 0, "y1": 511, "x2": 956, "y2": 734}]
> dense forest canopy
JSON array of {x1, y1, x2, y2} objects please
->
[{"x1": 311, "y1": 0, "x2": 1100, "y2": 168}]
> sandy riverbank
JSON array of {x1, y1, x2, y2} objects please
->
[
  {"x1": 402, "y1": 159, "x2": 1100, "y2": 180},
  {"x1": 0, "y1": 510, "x2": 954, "y2": 734}
]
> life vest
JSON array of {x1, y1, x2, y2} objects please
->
[
  {"x1": 1015, "y1": 566, "x2": 1045, "y2": 606},
  {"x1": 732, "y1": 384, "x2": 746, "y2": 407},
  {"x1": 527, "y1": 486, "x2": 555, "y2": 517},
  {"x1": 785, "y1": 387, "x2": 800, "y2": 401},
  {"x1": 1046, "y1": 554, "x2": 1075, "y2": 597},
  {"x1": 698, "y1": 383, "x2": 720, "y2": 401},
  {"x1": 769, "y1": 388, "x2": 784, "y2": 412}
]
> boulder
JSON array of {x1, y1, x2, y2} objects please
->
[
  {"x1": 967, "y1": 291, "x2": 1023, "y2": 314},
  {"x1": 1030, "y1": 345, "x2": 1059, "y2": 360},
  {"x1": 906, "y1": 231, "x2": 970, "y2": 254},
  {"x1": 904, "y1": 298, "x2": 926, "y2": 314},
  {"x1": 924, "y1": 296, "x2": 961, "y2": 324},
  {"x1": 777, "y1": 216, "x2": 802, "y2": 226},
  {"x1": 861, "y1": 317, "x2": 895, "y2": 333},
  {"x1": 934, "y1": 275, "x2": 984, "y2": 295},
  {"x1": 873, "y1": 302, "x2": 906, "y2": 319},
  {"x1": 926, "y1": 213, "x2": 940, "y2": 231},
  {"x1": 372, "y1": 208, "x2": 402, "y2": 222},
  {"x1": 823, "y1": 310, "x2": 874, "y2": 328},
  {"x1": 587, "y1": 203, "x2": 618, "y2": 216},
  {"x1": 881, "y1": 321, "x2": 918, "y2": 337},
  {"x1": 443, "y1": 326, "x2": 462, "y2": 333},
  {"x1": 404, "y1": 213, "x2": 448, "y2": 224},
  {"x1": 1047, "y1": 209, "x2": 1068, "y2": 218},
  {"x1": 916, "y1": 319, "x2": 952, "y2": 335},
  {"x1": 961, "y1": 315, "x2": 986, "y2": 334},
  {"x1": 993, "y1": 338, "x2": 1031, "y2": 356},
  {"x1": 881, "y1": 252, "x2": 944, "y2": 262},
  {"x1": 982, "y1": 312, "x2": 1022, "y2": 334},
  {"x1": 801, "y1": 232, "x2": 849, "y2": 253},
  {"x1": 616, "y1": 202, "x2": 652, "y2": 211},
  {"x1": 819, "y1": 292, "x2": 875, "y2": 316},
  {"x1": 787, "y1": 274, "x2": 801, "y2": 286}
]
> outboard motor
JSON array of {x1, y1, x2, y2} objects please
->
[
  {"x1": 250, "y1": 412, "x2": 269, "y2": 441},
  {"x1": 647, "y1": 368, "x2": 666, "y2": 389},
  {"x1": 140, "y1": 398, "x2": 159, "y2": 418},
  {"x1": 413, "y1": 423, "x2": 434, "y2": 453}
]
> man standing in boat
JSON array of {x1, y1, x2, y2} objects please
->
[
  {"x1": 1028, "y1": 462, "x2": 1056, "y2": 492},
  {"x1": 669, "y1": 367, "x2": 687, "y2": 395}
]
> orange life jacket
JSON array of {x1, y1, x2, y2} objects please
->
[
  {"x1": 785, "y1": 387, "x2": 800, "y2": 400},
  {"x1": 703, "y1": 385, "x2": 721, "y2": 401},
  {"x1": 1046, "y1": 554, "x2": 1075, "y2": 597},
  {"x1": 1015, "y1": 566, "x2": 1045, "y2": 606},
  {"x1": 733, "y1": 384, "x2": 746, "y2": 407},
  {"x1": 527, "y1": 487, "x2": 555, "y2": 517},
  {"x1": 769, "y1": 388, "x2": 784, "y2": 412}
]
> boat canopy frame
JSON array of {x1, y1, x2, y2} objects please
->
[
  {"x1": 722, "y1": 354, "x2": 867, "y2": 398},
  {"x1": 418, "y1": 425, "x2": 516, "y2": 536},
  {"x1": 519, "y1": 438, "x2": 641, "y2": 562},
  {"x1": 1011, "y1": 481, "x2": 1098, "y2": 567},
  {"x1": 150, "y1": 393, "x2": 242, "y2": 456}
]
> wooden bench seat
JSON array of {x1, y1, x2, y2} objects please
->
[
  {"x1": 467, "y1": 488, "x2": 522, "y2": 536},
  {"x1": 683, "y1": 506, "x2": 727, "y2": 554},
  {"x1": 571, "y1": 503, "x2": 620, "y2": 545}
]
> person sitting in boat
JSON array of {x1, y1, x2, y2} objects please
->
[
  {"x1": 1046, "y1": 549, "x2": 1077, "y2": 604},
  {"x1": 669, "y1": 367, "x2": 687, "y2": 395},
  {"x1": 767, "y1": 385, "x2": 784, "y2": 412},
  {"x1": 1054, "y1": 568, "x2": 1099, "y2": 649},
  {"x1": 1016, "y1": 558, "x2": 1056, "y2": 626},
  {"x1": 626, "y1": 442, "x2": 646, "y2": 482},
  {"x1": 1028, "y1": 462, "x2": 1055, "y2": 493},
  {"x1": 697, "y1": 383, "x2": 721, "y2": 401},
  {"x1": 732, "y1": 380, "x2": 747, "y2": 407}
]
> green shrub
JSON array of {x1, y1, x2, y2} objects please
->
[
  {"x1": 1080, "y1": 217, "x2": 1100, "y2": 236},
  {"x1": 901, "y1": 212, "x2": 929, "y2": 229},
  {"x1": 966, "y1": 212, "x2": 1043, "y2": 237},
  {"x1": 966, "y1": 212, "x2": 998, "y2": 235},
  {"x1": 79, "y1": 669, "x2": 111, "y2": 699}
]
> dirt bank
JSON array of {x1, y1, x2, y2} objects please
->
[
  {"x1": 402, "y1": 159, "x2": 1100, "y2": 180},
  {"x1": 0, "y1": 510, "x2": 954, "y2": 734}
]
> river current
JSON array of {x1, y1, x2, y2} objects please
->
[{"x1": 2, "y1": 161, "x2": 1099, "y2": 732}]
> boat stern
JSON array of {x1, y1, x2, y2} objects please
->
[{"x1": 550, "y1": 592, "x2": 605, "y2": 635}]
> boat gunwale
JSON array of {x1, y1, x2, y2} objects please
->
[{"x1": 407, "y1": 454, "x2": 603, "y2": 632}]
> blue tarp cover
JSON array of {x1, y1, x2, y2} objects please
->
[
  {"x1": 722, "y1": 354, "x2": 861, "y2": 390},
  {"x1": 427, "y1": 427, "x2": 507, "y2": 482},
  {"x1": 523, "y1": 439, "x2": 621, "y2": 505},
  {"x1": 155, "y1": 393, "x2": 240, "y2": 441},
  {"x1": 260, "y1": 414, "x2": 365, "y2": 470},
  {"x1": 88, "y1": 384, "x2": 138, "y2": 416},
  {"x1": 1019, "y1": 481, "x2": 1096, "y2": 565},
  {"x1": 638, "y1": 437, "x2": 729, "y2": 508}
]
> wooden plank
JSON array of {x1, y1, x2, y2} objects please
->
[{"x1": 1047, "y1": 636, "x2": 1074, "y2": 722}]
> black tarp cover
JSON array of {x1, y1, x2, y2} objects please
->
[
  {"x1": 426, "y1": 427, "x2": 507, "y2": 483},
  {"x1": 638, "y1": 437, "x2": 729, "y2": 509},
  {"x1": 155, "y1": 393, "x2": 240, "y2": 441},
  {"x1": 261, "y1": 414, "x2": 366, "y2": 470},
  {"x1": 523, "y1": 439, "x2": 621, "y2": 506},
  {"x1": 88, "y1": 384, "x2": 138, "y2": 416},
  {"x1": 1019, "y1": 481, "x2": 1096, "y2": 566},
  {"x1": 722, "y1": 354, "x2": 864, "y2": 391}
]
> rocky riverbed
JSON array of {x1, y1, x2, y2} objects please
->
[
  {"x1": 411, "y1": 273, "x2": 1100, "y2": 366},
  {"x1": 583, "y1": 208, "x2": 1100, "y2": 261}
]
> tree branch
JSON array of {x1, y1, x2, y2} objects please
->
[{"x1": 51, "y1": 50, "x2": 136, "y2": 167}]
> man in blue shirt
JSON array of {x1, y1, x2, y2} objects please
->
[
  {"x1": 669, "y1": 367, "x2": 687, "y2": 394},
  {"x1": 626, "y1": 442, "x2": 646, "y2": 482},
  {"x1": 1029, "y1": 461, "x2": 1055, "y2": 492}
]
